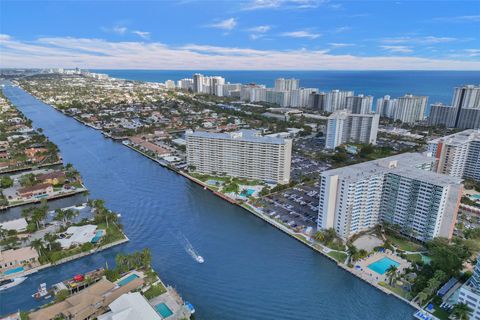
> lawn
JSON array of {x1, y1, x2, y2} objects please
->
[
  {"x1": 404, "y1": 253, "x2": 423, "y2": 264},
  {"x1": 327, "y1": 251, "x2": 347, "y2": 263},
  {"x1": 386, "y1": 233, "x2": 424, "y2": 252},
  {"x1": 378, "y1": 282, "x2": 409, "y2": 299},
  {"x1": 431, "y1": 302, "x2": 451, "y2": 320},
  {"x1": 144, "y1": 283, "x2": 167, "y2": 299}
]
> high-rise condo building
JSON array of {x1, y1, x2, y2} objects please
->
[
  {"x1": 186, "y1": 129, "x2": 292, "y2": 184},
  {"x1": 317, "y1": 153, "x2": 462, "y2": 241},
  {"x1": 193, "y1": 73, "x2": 204, "y2": 93},
  {"x1": 308, "y1": 92, "x2": 326, "y2": 110},
  {"x1": 290, "y1": 88, "x2": 318, "y2": 107},
  {"x1": 325, "y1": 110, "x2": 379, "y2": 149},
  {"x1": 428, "y1": 129, "x2": 480, "y2": 181},
  {"x1": 324, "y1": 90, "x2": 355, "y2": 113},
  {"x1": 393, "y1": 94, "x2": 428, "y2": 124},
  {"x1": 274, "y1": 78, "x2": 299, "y2": 91},
  {"x1": 428, "y1": 85, "x2": 480, "y2": 129},
  {"x1": 346, "y1": 94, "x2": 373, "y2": 114},
  {"x1": 376, "y1": 95, "x2": 397, "y2": 118},
  {"x1": 457, "y1": 255, "x2": 480, "y2": 320}
]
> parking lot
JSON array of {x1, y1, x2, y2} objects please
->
[
  {"x1": 290, "y1": 155, "x2": 330, "y2": 181},
  {"x1": 258, "y1": 182, "x2": 320, "y2": 232}
]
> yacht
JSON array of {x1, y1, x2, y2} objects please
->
[{"x1": 0, "y1": 277, "x2": 27, "y2": 291}]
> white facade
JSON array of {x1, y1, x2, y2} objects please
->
[
  {"x1": 428, "y1": 129, "x2": 480, "y2": 181},
  {"x1": 457, "y1": 256, "x2": 480, "y2": 320},
  {"x1": 324, "y1": 90, "x2": 354, "y2": 112},
  {"x1": 325, "y1": 110, "x2": 379, "y2": 149},
  {"x1": 393, "y1": 94, "x2": 428, "y2": 124},
  {"x1": 452, "y1": 84, "x2": 480, "y2": 110},
  {"x1": 346, "y1": 94, "x2": 373, "y2": 114},
  {"x1": 318, "y1": 153, "x2": 462, "y2": 241},
  {"x1": 275, "y1": 78, "x2": 299, "y2": 91},
  {"x1": 186, "y1": 129, "x2": 292, "y2": 184}
]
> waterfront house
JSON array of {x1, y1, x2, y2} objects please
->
[
  {"x1": 57, "y1": 224, "x2": 99, "y2": 249},
  {"x1": 37, "y1": 171, "x2": 66, "y2": 185},
  {"x1": 28, "y1": 277, "x2": 145, "y2": 320},
  {"x1": 0, "y1": 247, "x2": 39, "y2": 272},
  {"x1": 97, "y1": 292, "x2": 162, "y2": 320},
  {"x1": 0, "y1": 217, "x2": 28, "y2": 233},
  {"x1": 17, "y1": 183, "x2": 53, "y2": 200}
]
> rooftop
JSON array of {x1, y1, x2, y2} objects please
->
[
  {"x1": 98, "y1": 292, "x2": 162, "y2": 320},
  {"x1": 187, "y1": 129, "x2": 289, "y2": 145},
  {"x1": 429, "y1": 129, "x2": 480, "y2": 146},
  {"x1": 321, "y1": 152, "x2": 462, "y2": 186}
]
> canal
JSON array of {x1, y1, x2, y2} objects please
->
[{"x1": 0, "y1": 83, "x2": 415, "y2": 319}]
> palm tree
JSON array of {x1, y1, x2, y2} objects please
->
[
  {"x1": 386, "y1": 265, "x2": 398, "y2": 285},
  {"x1": 30, "y1": 238, "x2": 45, "y2": 256},
  {"x1": 452, "y1": 302, "x2": 472, "y2": 320},
  {"x1": 65, "y1": 209, "x2": 78, "y2": 224},
  {"x1": 347, "y1": 244, "x2": 358, "y2": 264},
  {"x1": 54, "y1": 208, "x2": 66, "y2": 224},
  {"x1": 417, "y1": 291, "x2": 429, "y2": 306}
]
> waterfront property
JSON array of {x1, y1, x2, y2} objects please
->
[
  {"x1": 355, "y1": 252, "x2": 410, "y2": 283},
  {"x1": 317, "y1": 152, "x2": 463, "y2": 242},
  {"x1": 368, "y1": 257, "x2": 400, "y2": 275},
  {"x1": 28, "y1": 277, "x2": 145, "y2": 320},
  {"x1": 186, "y1": 129, "x2": 292, "y2": 184},
  {"x1": 0, "y1": 79, "x2": 419, "y2": 320},
  {"x1": 0, "y1": 247, "x2": 39, "y2": 275},
  {"x1": 98, "y1": 292, "x2": 162, "y2": 320}
]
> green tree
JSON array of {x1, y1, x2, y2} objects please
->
[
  {"x1": 54, "y1": 289, "x2": 69, "y2": 303},
  {"x1": 30, "y1": 238, "x2": 45, "y2": 256},
  {"x1": 0, "y1": 176, "x2": 13, "y2": 188},
  {"x1": 452, "y1": 302, "x2": 472, "y2": 320},
  {"x1": 386, "y1": 265, "x2": 398, "y2": 285}
]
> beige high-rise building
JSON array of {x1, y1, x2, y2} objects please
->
[{"x1": 186, "y1": 130, "x2": 292, "y2": 184}]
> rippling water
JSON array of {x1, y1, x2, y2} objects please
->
[{"x1": 0, "y1": 83, "x2": 415, "y2": 319}]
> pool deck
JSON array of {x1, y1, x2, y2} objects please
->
[
  {"x1": 148, "y1": 284, "x2": 191, "y2": 320},
  {"x1": 355, "y1": 252, "x2": 410, "y2": 284}
]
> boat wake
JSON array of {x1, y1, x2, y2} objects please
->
[{"x1": 174, "y1": 232, "x2": 204, "y2": 264}]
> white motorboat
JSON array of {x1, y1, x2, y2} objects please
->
[{"x1": 0, "y1": 277, "x2": 27, "y2": 291}]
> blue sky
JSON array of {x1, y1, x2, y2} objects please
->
[{"x1": 0, "y1": 0, "x2": 479, "y2": 69}]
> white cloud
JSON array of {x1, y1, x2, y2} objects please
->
[
  {"x1": 380, "y1": 45, "x2": 413, "y2": 53},
  {"x1": 248, "y1": 25, "x2": 271, "y2": 33},
  {"x1": 132, "y1": 31, "x2": 151, "y2": 39},
  {"x1": 329, "y1": 43, "x2": 353, "y2": 48},
  {"x1": 334, "y1": 26, "x2": 351, "y2": 33},
  {"x1": 242, "y1": 0, "x2": 323, "y2": 10},
  {"x1": 382, "y1": 36, "x2": 457, "y2": 44},
  {"x1": 207, "y1": 18, "x2": 237, "y2": 30},
  {"x1": 0, "y1": 34, "x2": 11, "y2": 41},
  {"x1": 433, "y1": 15, "x2": 480, "y2": 23},
  {"x1": 1, "y1": 34, "x2": 479, "y2": 70},
  {"x1": 281, "y1": 30, "x2": 321, "y2": 39},
  {"x1": 112, "y1": 26, "x2": 128, "y2": 35}
]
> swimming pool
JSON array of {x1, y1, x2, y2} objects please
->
[
  {"x1": 241, "y1": 188, "x2": 255, "y2": 197},
  {"x1": 3, "y1": 266, "x2": 25, "y2": 275},
  {"x1": 155, "y1": 303, "x2": 173, "y2": 318},
  {"x1": 90, "y1": 230, "x2": 103, "y2": 243},
  {"x1": 471, "y1": 194, "x2": 480, "y2": 200},
  {"x1": 117, "y1": 273, "x2": 139, "y2": 286},
  {"x1": 367, "y1": 257, "x2": 400, "y2": 275}
]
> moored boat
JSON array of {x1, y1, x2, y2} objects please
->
[{"x1": 0, "y1": 277, "x2": 27, "y2": 291}]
